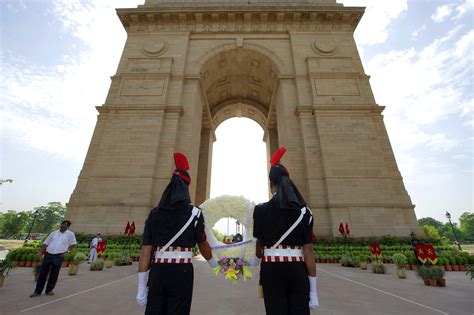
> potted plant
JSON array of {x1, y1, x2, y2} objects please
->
[
  {"x1": 392, "y1": 253, "x2": 407, "y2": 279},
  {"x1": 448, "y1": 256, "x2": 458, "y2": 271},
  {"x1": 31, "y1": 255, "x2": 40, "y2": 268},
  {"x1": 62, "y1": 254, "x2": 70, "y2": 268},
  {"x1": 18, "y1": 254, "x2": 27, "y2": 267},
  {"x1": 431, "y1": 266, "x2": 446, "y2": 287},
  {"x1": 443, "y1": 256, "x2": 452, "y2": 271},
  {"x1": 358, "y1": 255, "x2": 368, "y2": 270},
  {"x1": 0, "y1": 259, "x2": 16, "y2": 287},
  {"x1": 418, "y1": 266, "x2": 437, "y2": 286},
  {"x1": 25, "y1": 253, "x2": 34, "y2": 268},
  {"x1": 372, "y1": 261, "x2": 386, "y2": 274},
  {"x1": 340, "y1": 254, "x2": 355, "y2": 267},
  {"x1": 457, "y1": 256, "x2": 466, "y2": 271},
  {"x1": 105, "y1": 253, "x2": 115, "y2": 268},
  {"x1": 90, "y1": 259, "x2": 105, "y2": 271},
  {"x1": 408, "y1": 254, "x2": 418, "y2": 270},
  {"x1": 69, "y1": 252, "x2": 87, "y2": 276}
]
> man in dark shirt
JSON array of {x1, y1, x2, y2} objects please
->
[
  {"x1": 253, "y1": 147, "x2": 319, "y2": 314},
  {"x1": 136, "y1": 152, "x2": 217, "y2": 315}
]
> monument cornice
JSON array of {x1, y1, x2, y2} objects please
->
[{"x1": 116, "y1": 6, "x2": 364, "y2": 33}]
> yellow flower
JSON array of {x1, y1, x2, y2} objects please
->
[
  {"x1": 213, "y1": 265, "x2": 222, "y2": 276},
  {"x1": 242, "y1": 266, "x2": 252, "y2": 281},
  {"x1": 225, "y1": 267, "x2": 240, "y2": 285}
]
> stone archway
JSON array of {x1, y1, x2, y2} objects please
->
[
  {"x1": 65, "y1": 0, "x2": 424, "y2": 237},
  {"x1": 195, "y1": 47, "x2": 281, "y2": 205}
]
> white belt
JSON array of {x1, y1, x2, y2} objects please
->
[
  {"x1": 154, "y1": 251, "x2": 193, "y2": 260},
  {"x1": 264, "y1": 248, "x2": 303, "y2": 257}
]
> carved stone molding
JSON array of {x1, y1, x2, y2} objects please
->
[{"x1": 117, "y1": 9, "x2": 364, "y2": 33}]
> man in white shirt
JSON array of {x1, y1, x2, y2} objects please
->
[
  {"x1": 30, "y1": 220, "x2": 77, "y2": 297},
  {"x1": 88, "y1": 233, "x2": 102, "y2": 263}
]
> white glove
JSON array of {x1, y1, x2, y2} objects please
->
[
  {"x1": 249, "y1": 256, "x2": 261, "y2": 267},
  {"x1": 136, "y1": 272, "x2": 148, "y2": 307},
  {"x1": 207, "y1": 258, "x2": 218, "y2": 268},
  {"x1": 308, "y1": 276, "x2": 320, "y2": 310}
]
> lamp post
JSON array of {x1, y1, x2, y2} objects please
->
[
  {"x1": 445, "y1": 211, "x2": 462, "y2": 251},
  {"x1": 24, "y1": 209, "x2": 40, "y2": 244}
]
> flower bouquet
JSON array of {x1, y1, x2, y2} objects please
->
[{"x1": 213, "y1": 257, "x2": 252, "y2": 284}]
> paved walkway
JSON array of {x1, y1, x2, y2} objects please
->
[{"x1": 0, "y1": 257, "x2": 472, "y2": 315}]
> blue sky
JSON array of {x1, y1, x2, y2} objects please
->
[{"x1": 1, "y1": 0, "x2": 472, "y2": 225}]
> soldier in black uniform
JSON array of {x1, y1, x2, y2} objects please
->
[
  {"x1": 136, "y1": 152, "x2": 217, "y2": 315},
  {"x1": 253, "y1": 147, "x2": 320, "y2": 315}
]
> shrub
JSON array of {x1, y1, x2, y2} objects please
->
[
  {"x1": 27, "y1": 254, "x2": 35, "y2": 262},
  {"x1": 73, "y1": 252, "x2": 87, "y2": 265},
  {"x1": 392, "y1": 253, "x2": 407, "y2": 269},
  {"x1": 90, "y1": 259, "x2": 104, "y2": 271},
  {"x1": 418, "y1": 266, "x2": 432, "y2": 279},
  {"x1": 431, "y1": 266, "x2": 445, "y2": 280},
  {"x1": 371, "y1": 262, "x2": 386, "y2": 274}
]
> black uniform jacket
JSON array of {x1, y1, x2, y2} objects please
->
[
  {"x1": 253, "y1": 196, "x2": 313, "y2": 247},
  {"x1": 142, "y1": 202, "x2": 206, "y2": 248}
]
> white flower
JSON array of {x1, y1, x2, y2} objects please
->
[{"x1": 199, "y1": 195, "x2": 255, "y2": 259}]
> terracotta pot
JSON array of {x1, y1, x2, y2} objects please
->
[
  {"x1": 18, "y1": 261, "x2": 26, "y2": 267},
  {"x1": 61, "y1": 261, "x2": 69, "y2": 268},
  {"x1": 25, "y1": 261, "x2": 32, "y2": 267},
  {"x1": 452, "y1": 265, "x2": 459, "y2": 271},
  {"x1": 31, "y1": 262, "x2": 38, "y2": 267},
  {"x1": 440, "y1": 265, "x2": 445, "y2": 271},
  {"x1": 423, "y1": 279, "x2": 430, "y2": 286},
  {"x1": 405, "y1": 264, "x2": 411, "y2": 270},
  {"x1": 428, "y1": 279, "x2": 437, "y2": 286},
  {"x1": 459, "y1": 265, "x2": 465, "y2": 271},
  {"x1": 437, "y1": 278, "x2": 446, "y2": 287},
  {"x1": 410, "y1": 264, "x2": 418, "y2": 270},
  {"x1": 445, "y1": 265, "x2": 452, "y2": 271}
]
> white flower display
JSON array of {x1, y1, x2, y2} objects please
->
[{"x1": 199, "y1": 195, "x2": 255, "y2": 259}]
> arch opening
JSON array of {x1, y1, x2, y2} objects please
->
[{"x1": 195, "y1": 48, "x2": 281, "y2": 205}]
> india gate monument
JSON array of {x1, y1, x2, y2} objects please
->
[{"x1": 65, "y1": 0, "x2": 423, "y2": 237}]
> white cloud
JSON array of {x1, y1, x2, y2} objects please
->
[
  {"x1": 2, "y1": 0, "x2": 142, "y2": 160},
  {"x1": 431, "y1": 4, "x2": 454, "y2": 23},
  {"x1": 453, "y1": 0, "x2": 474, "y2": 20},
  {"x1": 340, "y1": 0, "x2": 408, "y2": 45},
  {"x1": 367, "y1": 28, "x2": 473, "y2": 154}
]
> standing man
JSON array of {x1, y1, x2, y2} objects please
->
[
  {"x1": 89, "y1": 233, "x2": 102, "y2": 263},
  {"x1": 30, "y1": 220, "x2": 77, "y2": 297},
  {"x1": 136, "y1": 152, "x2": 218, "y2": 314},
  {"x1": 253, "y1": 147, "x2": 320, "y2": 314}
]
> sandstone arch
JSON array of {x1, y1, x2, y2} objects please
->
[{"x1": 66, "y1": 0, "x2": 423, "y2": 237}]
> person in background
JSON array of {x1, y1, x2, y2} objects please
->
[
  {"x1": 89, "y1": 233, "x2": 102, "y2": 263},
  {"x1": 30, "y1": 220, "x2": 77, "y2": 297}
]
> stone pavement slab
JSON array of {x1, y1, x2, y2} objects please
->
[{"x1": 0, "y1": 259, "x2": 472, "y2": 315}]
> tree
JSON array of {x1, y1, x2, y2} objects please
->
[
  {"x1": 0, "y1": 210, "x2": 29, "y2": 238},
  {"x1": 31, "y1": 202, "x2": 67, "y2": 234},
  {"x1": 459, "y1": 212, "x2": 474, "y2": 242},
  {"x1": 423, "y1": 225, "x2": 442, "y2": 243},
  {"x1": 0, "y1": 179, "x2": 13, "y2": 185},
  {"x1": 418, "y1": 217, "x2": 443, "y2": 229}
]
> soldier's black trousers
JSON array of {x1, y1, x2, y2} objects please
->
[
  {"x1": 261, "y1": 262, "x2": 310, "y2": 315},
  {"x1": 145, "y1": 263, "x2": 194, "y2": 315}
]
